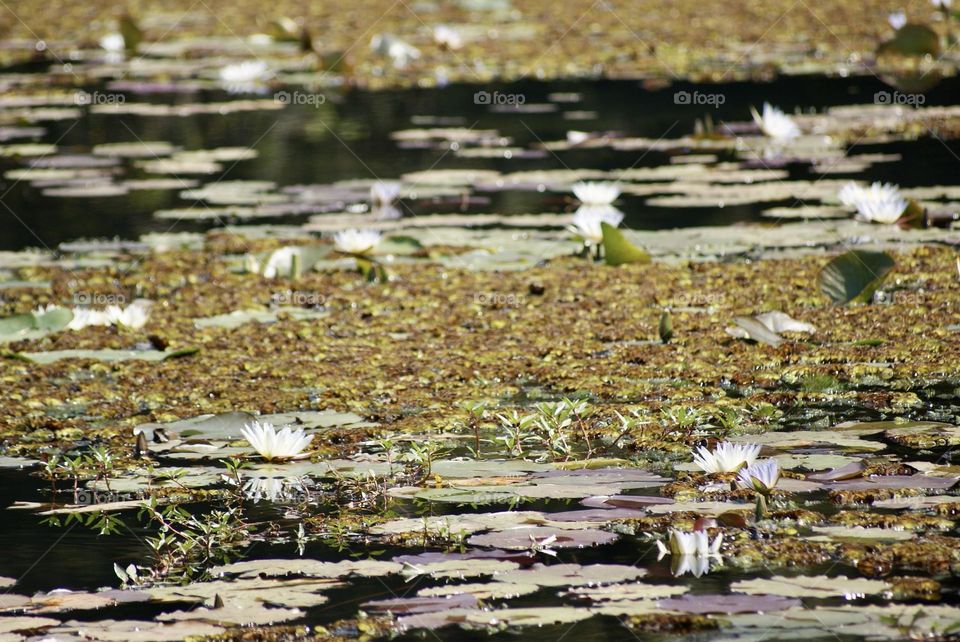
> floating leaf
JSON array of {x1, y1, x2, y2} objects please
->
[
  {"x1": 731, "y1": 575, "x2": 889, "y2": 598},
  {"x1": 601, "y1": 222, "x2": 651, "y2": 266},
  {"x1": 656, "y1": 593, "x2": 799, "y2": 614},
  {"x1": 819, "y1": 250, "x2": 895, "y2": 304}
]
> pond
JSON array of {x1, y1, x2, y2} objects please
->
[{"x1": 2, "y1": 21, "x2": 960, "y2": 642}]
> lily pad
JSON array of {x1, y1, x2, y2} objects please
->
[
  {"x1": 601, "y1": 222, "x2": 651, "y2": 266},
  {"x1": 819, "y1": 250, "x2": 895, "y2": 304}
]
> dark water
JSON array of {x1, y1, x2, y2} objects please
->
[{"x1": 1, "y1": 74, "x2": 960, "y2": 251}]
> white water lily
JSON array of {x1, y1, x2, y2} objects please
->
[
  {"x1": 370, "y1": 181, "x2": 402, "y2": 207},
  {"x1": 106, "y1": 300, "x2": 152, "y2": 329},
  {"x1": 99, "y1": 33, "x2": 125, "y2": 53},
  {"x1": 219, "y1": 61, "x2": 270, "y2": 93},
  {"x1": 693, "y1": 441, "x2": 761, "y2": 473},
  {"x1": 572, "y1": 181, "x2": 620, "y2": 205},
  {"x1": 838, "y1": 181, "x2": 907, "y2": 224},
  {"x1": 334, "y1": 229, "x2": 382, "y2": 255},
  {"x1": 262, "y1": 246, "x2": 301, "y2": 279},
  {"x1": 370, "y1": 34, "x2": 421, "y2": 68},
  {"x1": 751, "y1": 103, "x2": 801, "y2": 140},
  {"x1": 737, "y1": 459, "x2": 781, "y2": 493},
  {"x1": 42, "y1": 300, "x2": 152, "y2": 331},
  {"x1": 889, "y1": 11, "x2": 908, "y2": 30},
  {"x1": 569, "y1": 205, "x2": 624, "y2": 244},
  {"x1": 241, "y1": 420, "x2": 314, "y2": 462},
  {"x1": 656, "y1": 529, "x2": 723, "y2": 559},
  {"x1": 433, "y1": 25, "x2": 464, "y2": 50}
]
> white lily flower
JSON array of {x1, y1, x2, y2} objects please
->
[
  {"x1": 889, "y1": 11, "x2": 907, "y2": 30},
  {"x1": 751, "y1": 103, "x2": 801, "y2": 140},
  {"x1": 656, "y1": 529, "x2": 723, "y2": 559},
  {"x1": 370, "y1": 181, "x2": 402, "y2": 207},
  {"x1": 737, "y1": 459, "x2": 781, "y2": 493},
  {"x1": 569, "y1": 205, "x2": 624, "y2": 244},
  {"x1": 370, "y1": 34, "x2": 421, "y2": 68},
  {"x1": 219, "y1": 61, "x2": 271, "y2": 93},
  {"x1": 66, "y1": 308, "x2": 112, "y2": 331},
  {"x1": 572, "y1": 181, "x2": 620, "y2": 205},
  {"x1": 106, "y1": 300, "x2": 152, "y2": 329},
  {"x1": 241, "y1": 420, "x2": 313, "y2": 462},
  {"x1": 334, "y1": 229, "x2": 382, "y2": 255},
  {"x1": 693, "y1": 441, "x2": 761, "y2": 473},
  {"x1": 433, "y1": 25, "x2": 464, "y2": 50},
  {"x1": 262, "y1": 246, "x2": 301, "y2": 279},
  {"x1": 838, "y1": 181, "x2": 907, "y2": 224},
  {"x1": 99, "y1": 33, "x2": 127, "y2": 61}
]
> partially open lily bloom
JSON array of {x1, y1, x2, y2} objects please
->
[
  {"x1": 569, "y1": 205, "x2": 624, "y2": 244},
  {"x1": 888, "y1": 11, "x2": 907, "y2": 30},
  {"x1": 262, "y1": 246, "x2": 302, "y2": 279},
  {"x1": 838, "y1": 181, "x2": 907, "y2": 224},
  {"x1": 751, "y1": 103, "x2": 801, "y2": 140},
  {"x1": 737, "y1": 459, "x2": 781, "y2": 493},
  {"x1": 219, "y1": 61, "x2": 270, "y2": 93},
  {"x1": 657, "y1": 529, "x2": 723, "y2": 559},
  {"x1": 99, "y1": 33, "x2": 125, "y2": 54},
  {"x1": 334, "y1": 229, "x2": 382, "y2": 255},
  {"x1": 693, "y1": 441, "x2": 761, "y2": 473},
  {"x1": 241, "y1": 420, "x2": 313, "y2": 462},
  {"x1": 370, "y1": 181, "x2": 402, "y2": 208},
  {"x1": 572, "y1": 181, "x2": 621, "y2": 206},
  {"x1": 105, "y1": 300, "x2": 152, "y2": 329},
  {"x1": 433, "y1": 25, "x2": 464, "y2": 50},
  {"x1": 370, "y1": 34, "x2": 421, "y2": 68}
]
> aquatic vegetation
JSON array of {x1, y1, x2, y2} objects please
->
[
  {"x1": 240, "y1": 420, "x2": 314, "y2": 461},
  {"x1": 737, "y1": 459, "x2": 781, "y2": 492},
  {"x1": 838, "y1": 181, "x2": 908, "y2": 224},
  {"x1": 751, "y1": 103, "x2": 801, "y2": 140},
  {"x1": 693, "y1": 442, "x2": 761, "y2": 473},
  {"x1": 218, "y1": 60, "x2": 271, "y2": 93},
  {"x1": 333, "y1": 229, "x2": 382, "y2": 255},
  {"x1": 569, "y1": 205, "x2": 624, "y2": 244}
]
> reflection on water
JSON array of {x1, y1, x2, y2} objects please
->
[{"x1": 2, "y1": 75, "x2": 960, "y2": 251}]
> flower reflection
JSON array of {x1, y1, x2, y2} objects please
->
[{"x1": 242, "y1": 474, "x2": 310, "y2": 503}]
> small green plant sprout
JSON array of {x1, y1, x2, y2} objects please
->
[
  {"x1": 659, "y1": 309, "x2": 673, "y2": 344},
  {"x1": 403, "y1": 438, "x2": 448, "y2": 481},
  {"x1": 113, "y1": 562, "x2": 140, "y2": 587},
  {"x1": 458, "y1": 400, "x2": 489, "y2": 455}
]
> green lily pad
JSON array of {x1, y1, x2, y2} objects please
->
[
  {"x1": 819, "y1": 250, "x2": 895, "y2": 304},
  {"x1": 601, "y1": 222, "x2": 651, "y2": 266}
]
